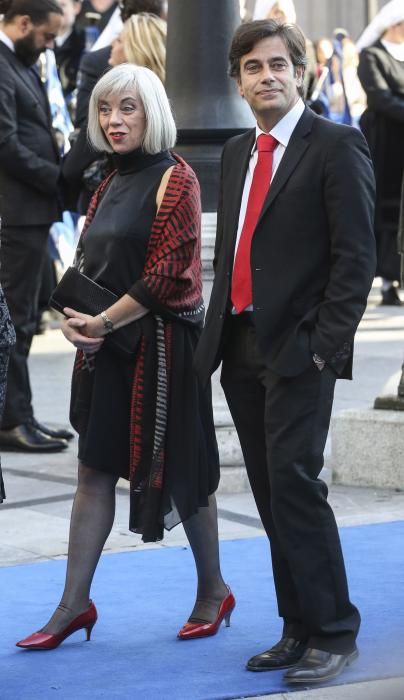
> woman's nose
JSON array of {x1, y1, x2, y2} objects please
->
[{"x1": 109, "y1": 109, "x2": 123, "y2": 124}]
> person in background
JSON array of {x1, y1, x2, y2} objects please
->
[
  {"x1": 63, "y1": 7, "x2": 166, "y2": 212},
  {"x1": 0, "y1": 0, "x2": 73, "y2": 452},
  {"x1": 0, "y1": 284, "x2": 16, "y2": 502},
  {"x1": 54, "y1": 0, "x2": 85, "y2": 110},
  {"x1": 35, "y1": 46, "x2": 75, "y2": 336},
  {"x1": 75, "y1": 0, "x2": 164, "y2": 128},
  {"x1": 89, "y1": 0, "x2": 166, "y2": 50},
  {"x1": 253, "y1": 0, "x2": 316, "y2": 99},
  {"x1": 339, "y1": 35, "x2": 366, "y2": 128},
  {"x1": 75, "y1": 0, "x2": 116, "y2": 35},
  {"x1": 314, "y1": 36, "x2": 333, "y2": 72},
  {"x1": 400, "y1": 172, "x2": 404, "y2": 286},
  {"x1": 194, "y1": 19, "x2": 375, "y2": 683},
  {"x1": 16, "y1": 63, "x2": 234, "y2": 651},
  {"x1": 357, "y1": 0, "x2": 404, "y2": 306},
  {"x1": 310, "y1": 30, "x2": 366, "y2": 128},
  {"x1": 108, "y1": 11, "x2": 165, "y2": 81}
]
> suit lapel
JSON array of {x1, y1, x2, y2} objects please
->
[
  {"x1": 0, "y1": 43, "x2": 51, "y2": 125},
  {"x1": 257, "y1": 107, "x2": 314, "y2": 224},
  {"x1": 224, "y1": 128, "x2": 255, "y2": 256},
  {"x1": 13, "y1": 62, "x2": 51, "y2": 125}
]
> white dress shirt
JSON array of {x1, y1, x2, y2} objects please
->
[
  {"x1": 381, "y1": 39, "x2": 404, "y2": 62},
  {"x1": 0, "y1": 30, "x2": 15, "y2": 52},
  {"x1": 90, "y1": 6, "x2": 122, "y2": 51},
  {"x1": 232, "y1": 98, "x2": 305, "y2": 311}
]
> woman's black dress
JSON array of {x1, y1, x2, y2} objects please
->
[{"x1": 70, "y1": 149, "x2": 220, "y2": 538}]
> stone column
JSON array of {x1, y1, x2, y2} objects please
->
[{"x1": 165, "y1": 0, "x2": 254, "y2": 211}]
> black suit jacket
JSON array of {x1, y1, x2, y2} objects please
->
[
  {"x1": 0, "y1": 41, "x2": 61, "y2": 227},
  {"x1": 55, "y1": 27, "x2": 86, "y2": 97},
  {"x1": 195, "y1": 108, "x2": 376, "y2": 385},
  {"x1": 75, "y1": 46, "x2": 111, "y2": 127}
]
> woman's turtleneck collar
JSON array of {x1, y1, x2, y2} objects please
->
[{"x1": 112, "y1": 148, "x2": 171, "y2": 175}]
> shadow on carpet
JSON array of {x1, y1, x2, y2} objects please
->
[{"x1": 1, "y1": 521, "x2": 404, "y2": 700}]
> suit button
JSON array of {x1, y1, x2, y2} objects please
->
[
  {"x1": 219, "y1": 313, "x2": 224, "y2": 319},
  {"x1": 255, "y1": 267, "x2": 262, "y2": 271}
]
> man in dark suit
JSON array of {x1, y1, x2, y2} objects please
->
[
  {"x1": 54, "y1": 0, "x2": 86, "y2": 102},
  {"x1": 0, "y1": 0, "x2": 72, "y2": 452},
  {"x1": 358, "y1": 13, "x2": 404, "y2": 305},
  {"x1": 195, "y1": 20, "x2": 376, "y2": 684}
]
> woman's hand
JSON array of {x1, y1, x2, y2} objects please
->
[{"x1": 61, "y1": 307, "x2": 105, "y2": 353}]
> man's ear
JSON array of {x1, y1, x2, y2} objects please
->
[
  {"x1": 237, "y1": 78, "x2": 244, "y2": 98},
  {"x1": 295, "y1": 66, "x2": 304, "y2": 86},
  {"x1": 18, "y1": 15, "x2": 34, "y2": 36}
]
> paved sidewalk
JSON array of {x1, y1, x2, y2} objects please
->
[{"x1": 1, "y1": 285, "x2": 404, "y2": 699}]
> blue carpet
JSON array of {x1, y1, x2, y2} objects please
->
[{"x1": 1, "y1": 521, "x2": 404, "y2": 700}]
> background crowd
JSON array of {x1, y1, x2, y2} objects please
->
[
  {"x1": 0, "y1": 0, "x2": 403, "y2": 456},
  {"x1": 0, "y1": 0, "x2": 402, "y2": 686}
]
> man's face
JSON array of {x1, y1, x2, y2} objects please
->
[
  {"x1": 98, "y1": 90, "x2": 146, "y2": 154},
  {"x1": 237, "y1": 35, "x2": 303, "y2": 130},
  {"x1": 15, "y1": 12, "x2": 62, "y2": 66}
]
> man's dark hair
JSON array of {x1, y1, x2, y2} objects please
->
[
  {"x1": 0, "y1": 0, "x2": 62, "y2": 23},
  {"x1": 120, "y1": 0, "x2": 164, "y2": 22},
  {"x1": 229, "y1": 20, "x2": 307, "y2": 97}
]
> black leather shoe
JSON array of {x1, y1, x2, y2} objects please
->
[
  {"x1": 247, "y1": 637, "x2": 307, "y2": 671},
  {"x1": 283, "y1": 646, "x2": 359, "y2": 684},
  {"x1": 30, "y1": 417, "x2": 74, "y2": 441},
  {"x1": 379, "y1": 287, "x2": 402, "y2": 306},
  {"x1": 0, "y1": 423, "x2": 68, "y2": 452}
]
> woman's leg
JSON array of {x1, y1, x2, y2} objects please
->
[
  {"x1": 182, "y1": 493, "x2": 229, "y2": 622},
  {"x1": 41, "y1": 462, "x2": 119, "y2": 634}
]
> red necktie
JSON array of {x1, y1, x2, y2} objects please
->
[{"x1": 231, "y1": 133, "x2": 278, "y2": 314}]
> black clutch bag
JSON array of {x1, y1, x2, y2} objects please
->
[{"x1": 49, "y1": 266, "x2": 140, "y2": 356}]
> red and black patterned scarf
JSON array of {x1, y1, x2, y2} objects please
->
[{"x1": 75, "y1": 153, "x2": 204, "y2": 540}]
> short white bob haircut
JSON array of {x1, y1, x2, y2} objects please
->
[{"x1": 87, "y1": 63, "x2": 177, "y2": 154}]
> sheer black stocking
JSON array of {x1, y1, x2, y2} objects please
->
[
  {"x1": 182, "y1": 494, "x2": 229, "y2": 623},
  {"x1": 41, "y1": 463, "x2": 119, "y2": 635}
]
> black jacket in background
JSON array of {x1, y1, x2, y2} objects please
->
[
  {"x1": 0, "y1": 41, "x2": 61, "y2": 227},
  {"x1": 358, "y1": 40, "x2": 404, "y2": 281},
  {"x1": 55, "y1": 26, "x2": 86, "y2": 97},
  {"x1": 75, "y1": 45, "x2": 111, "y2": 127}
]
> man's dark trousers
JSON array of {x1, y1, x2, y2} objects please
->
[
  {"x1": 0, "y1": 225, "x2": 50, "y2": 428},
  {"x1": 220, "y1": 313, "x2": 360, "y2": 654}
]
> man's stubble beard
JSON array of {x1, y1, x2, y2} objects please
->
[{"x1": 14, "y1": 34, "x2": 43, "y2": 67}]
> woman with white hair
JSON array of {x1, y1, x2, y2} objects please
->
[
  {"x1": 16, "y1": 64, "x2": 234, "y2": 651},
  {"x1": 357, "y1": 0, "x2": 404, "y2": 305}
]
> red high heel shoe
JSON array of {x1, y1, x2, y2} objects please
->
[
  {"x1": 16, "y1": 601, "x2": 98, "y2": 650},
  {"x1": 177, "y1": 586, "x2": 235, "y2": 640}
]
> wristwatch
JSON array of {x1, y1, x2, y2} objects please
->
[
  {"x1": 313, "y1": 353, "x2": 325, "y2": 371},
  {"x1": 100, "y1": 310, "x2": 114, "y2": 334}
]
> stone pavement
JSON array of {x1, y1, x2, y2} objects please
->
[{"x1": 1, "y1": 283, "x2": 404, "y2": 699}]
